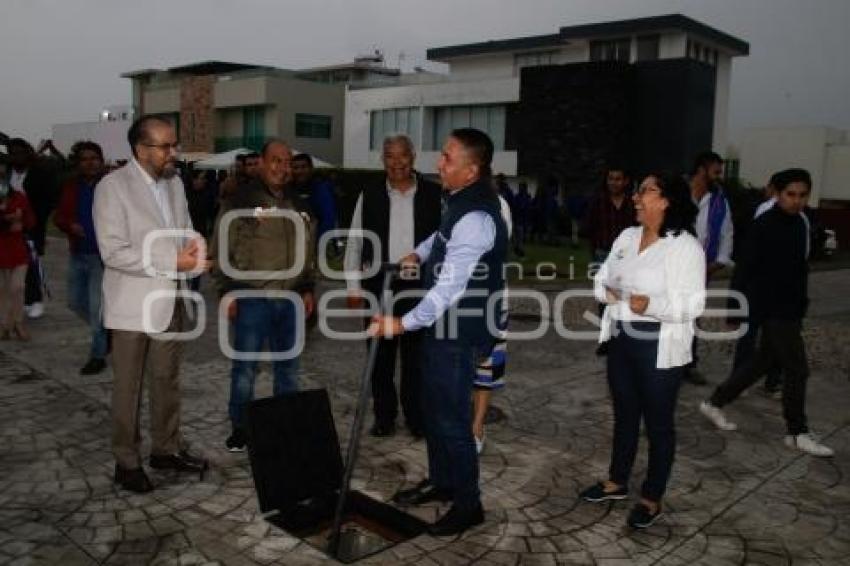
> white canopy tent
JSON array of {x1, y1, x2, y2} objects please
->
[
  {"x1": 192, "y1": 148, "x2": 251, "y2": 170},
  {"x1": 192, "y1": 147, "x2": 336, "y2": 170}
]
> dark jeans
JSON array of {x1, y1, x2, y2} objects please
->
[
  {"x1": 370, "y1": 330, "x2": 423, "y2": 429},
  {"x1": 366, "y1": 279, "x2": 424, "y2": 429},
  {"x1": 228, "y1": 297, "x2": 300, "y2": 429},
  {"x1": 607, "y1": 322, "x2": 684, "y2": 502},
  {"x1": 731, "y1": 318, "x2": 782, "y2": 388},
  {"x1": 420, "y1": 333, "x2": 482, "y2": 511},
  {"x1": 711, "y1": 318, "x2": 809, "y2": 435}
]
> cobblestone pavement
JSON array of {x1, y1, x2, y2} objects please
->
[{"x1": 1, "y1": 240, "x2": 849, "y2": 565}]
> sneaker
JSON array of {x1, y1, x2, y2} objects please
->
[
  {"x1": 26, "y1": 302, "x2": 44, "y2": 320},
  {"x1": 699, "y1": 401, "x2": 738, "y2": 431},
  {"x1": 579, "y1": 482, "x2": 628, "y2": 502},
  {"x1": 225, "y1": 429, "x2": 247, "y2": 452},
  {"x1": 627, "y1": 503, "x2": 663, "y2": 529},
  {"x1": 784, "y1": 433, "x2": 834, "y2": 457}
]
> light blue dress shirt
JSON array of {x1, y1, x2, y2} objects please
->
[{"x1": 401, "y1": 210, "x2": 496, "y2": 332}]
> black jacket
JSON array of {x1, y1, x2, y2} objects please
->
[{"x1": 730, "y1": 206, "x2": 808, "y2": 322}]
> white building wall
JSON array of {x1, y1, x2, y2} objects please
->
[
  {"x1": 445, "y1": 54, "x2": 516, "y2": 80},
  {"x1": 557, "y1": 44, "x2": 588, "y2": 64},
  {"x1": 823, "y1": 145, "x2": 850, "y2": 201},
  {"x1": 659, "y1": 33, "x2": 687, "y2": 58},
  {"x1": 739, "y1": 126, "x2": 847, "y2": 206},
  {"x1": 52, "y1": 120, "x2": 133, "y2": 163},
  {"x1": 344, "y1": 77, "x2": 519, "y2": 174},
  {"x1": 143, "y1": 87, "x2": 179, "y2": 114}
]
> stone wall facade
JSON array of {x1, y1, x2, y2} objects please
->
[{"x1": 179, "y1": 75, "x2": 215, "y2": 152}]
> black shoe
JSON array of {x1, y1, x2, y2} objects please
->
[
  {"x1": 406, "y1": 422, "x2": 424, "y2": 439},
  {"x1": 80, "y1": 358, "x2": 107, "y2": 375},
  {"x1": 225, "y1": 429, "x2": 247, "y2": 452},
  {"x1": 392, "y1": 479, "x2": 453, "y2": 506},
  {"x1": 595, "y1": 342, "x2": 610, "y2": 357},
  {"x1": 114, "y1": 465, "x2": 153, "y2": 493},
  {"x1": 579, "y1": 482, "x2": 628, "y2": 503},
  {"x1": 627, "y1": 503, "x2": 663, "y2": 529},
  {"x1": 683, "y1": 369, "x2": 707, "y2": 385},
  {"x1": 427, "y1": 503, "x2": 484, "y2": 536},
  {"x1": 369, "y1": 421, "x2": 396, "y2": 437},
  {"x1": 149, "y1": 450, "x2": 209, "y2": 474}
]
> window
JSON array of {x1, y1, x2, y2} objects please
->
[
  {"x1": 514, "y1": 50, "x2": 557, "y2": 73},
  {"x1": 242, "y1": 106, "x2": 265, "y2": 139},
  {"x1": 369, "y1": 107, "x2": 421, "y2": 150},
  {"x1": 636, "y1": 35, "x2": 659, "y2": 61},
  {"x1": 428, "y1": 104, "x2": 506, "y2": 151},
  {"x1": 589, "y1": 38, "x2": 631, "y2": 62},
  {"x1": 687, "y1": 38, "x2": 718, "y2": 67},
  {"x1": 296, "y1": 113, "x2": 332, "y2": 139}
]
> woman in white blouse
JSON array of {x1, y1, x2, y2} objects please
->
[{"x1": 580, "y1": 172, "x2": 706, "y2": 529}]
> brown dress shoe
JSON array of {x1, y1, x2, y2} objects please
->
[{"x1": 114, "y1": 465, "x2": 154, "y2": 493}]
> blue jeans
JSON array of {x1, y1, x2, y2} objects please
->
[
  {"x1": 420, "y1": 334, "x2": 482, "y2": 511},
  {"x1": 607, "y1": 322, "x2": 683, "y2": 502},
  {"x1": 67, "y1": 253, "x2": 108, "y2": 359},
  {"x1": 228, "y1": 297, "x2": 300, "y2": 429}
]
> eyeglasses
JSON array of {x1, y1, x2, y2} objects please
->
[
  {"x1": 635, "y1": 185, "x2": 661, "y2": 195},
  {"x1": 143, "y1": 142, "x2": 181, "y2": 152}
]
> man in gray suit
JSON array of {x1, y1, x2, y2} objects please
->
[{"x1": 94, "y1": 116, "x2": 210, "y2": 493}]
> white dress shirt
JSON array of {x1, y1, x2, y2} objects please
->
[
  {"x1": 594, "y1": 227, "x2": 707, "y2": 369},
  {"x1": 693, "y1": 191, "x2": 734, "y2": 266},
  {"x1": 132, "y1": 158, "x2": 173, "y2": 228},
  {"x1": 344, "y1": 180, "x2": 418, "y2": 293}
]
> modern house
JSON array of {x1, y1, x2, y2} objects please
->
[
  {"x1": 122, "y1": 61, "x2": 347, "y2": 165},
  {"x1": 344, "y1": 14, "x2": 749, "y2": 188}
]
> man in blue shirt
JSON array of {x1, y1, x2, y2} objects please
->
[
  {"x1": 54, "y1": 141, "x2": 108, "y2": 374},
  {"x1": 291, "y1": 153, "x2": 337, "y2": 257},
  {"x1": 369, "y1": 128, "x2": 508, "y2": 536}
]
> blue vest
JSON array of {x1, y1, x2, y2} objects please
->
[{"x1": 422, "y1": 179, "x2": 508, "y2": 345}]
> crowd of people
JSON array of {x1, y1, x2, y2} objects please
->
[{"x1": 0, "y1": 119, "x2": 835, "y2": 537}]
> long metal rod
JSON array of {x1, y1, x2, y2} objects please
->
[{"x1": 329, "y1": 265, "x2": 397, "y2": 557}]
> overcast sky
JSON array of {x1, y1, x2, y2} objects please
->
[{"x1": 2, "y1": 0, "x2": 848, "y2": 148}]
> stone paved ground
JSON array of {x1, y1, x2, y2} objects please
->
[{"x1": 1, "y1": 239, "x2": 849, "y2": 565}]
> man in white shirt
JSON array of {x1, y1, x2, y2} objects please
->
[
  {"x1": 686, "y1": 151, "x2": 733, "y2": 384},
  {"x1": 344, "y1": 135, "x2": 442, "y2": 438}
]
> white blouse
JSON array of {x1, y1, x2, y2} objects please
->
[{"x1": 594, "y1": 226, "x2": 707, "y2": 369}]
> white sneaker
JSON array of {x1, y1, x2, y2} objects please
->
[
  {"x1": 26, "y1": 302, "x2": 44, "y2": 319},
  {"x1": 699, "y1": 401, "x2": 738, "y2": 431},
  {"x1": 474, "y1": 433, "x2": 485, "y2": 455},
  {"x1": 784, "y1": 433, "x2": 834, "y2": 457}
]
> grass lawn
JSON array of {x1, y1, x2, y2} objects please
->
[{"x1": 508, "y1": 240, "x2": 595, "y2": 283}]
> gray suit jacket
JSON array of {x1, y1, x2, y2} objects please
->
[{"x1": 93, "y1": 161, "x2": 193, "y2": 333}]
